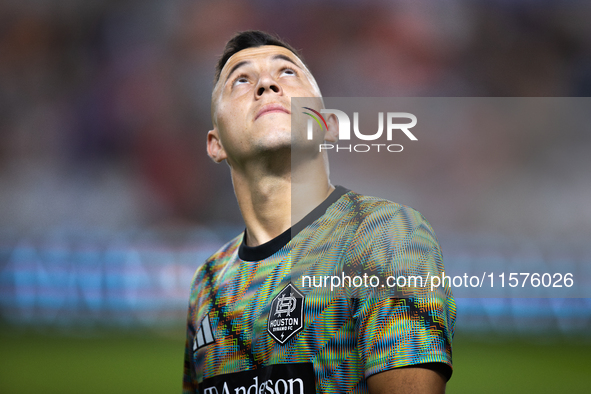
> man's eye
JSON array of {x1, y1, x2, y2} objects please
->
[
  {"x1": 281, "y1": 68, "x2": 296, "y2": 76},
  {"x1": 233, "y1": 76, "x2": 249, "y2": 86}
]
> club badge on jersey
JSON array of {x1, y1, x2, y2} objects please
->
[{"x1": 267, "y1": 283, "x2": 305, "y2": 344}]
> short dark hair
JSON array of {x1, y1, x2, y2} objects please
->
[{"x1": 214, "y1": 30, "x2": 305, "y2": 84}]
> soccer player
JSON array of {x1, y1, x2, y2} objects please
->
[{"x1": 183, "y1": 31, "x2": 455, "y2": 394}]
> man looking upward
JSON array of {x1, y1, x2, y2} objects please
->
[{"x1": 183, "y1": 31, "x2": 455, "y2": 394}]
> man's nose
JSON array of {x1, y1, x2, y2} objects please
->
[{"x1": 255, "y1": 74, "x2": 282, "y2": 98}]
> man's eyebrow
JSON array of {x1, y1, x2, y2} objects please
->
[
  {"x1": 223, "y1": 54, "x2": 300, "y2": 85},
  {"x1": 272, "y1": 54, "x2": 300, "y2": 67},
  {"x1": 225, "y1": 60, "x2": 250, "y2": 83}
]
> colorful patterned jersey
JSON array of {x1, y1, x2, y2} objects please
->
[{"x1": 183, "y1": 186, "x2": 455, "y2": 394}]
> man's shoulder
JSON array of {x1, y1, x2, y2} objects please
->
[
  {"x1": 342, "y1": 189, "x2": 430, "y2": 229},
  {"x1": 205, "y1": 232, "x2": 243, "y2": 265},
  {"x1": 190, "y1": 233, "x2": 243, "y2": 286}
]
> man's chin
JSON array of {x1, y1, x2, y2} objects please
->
[
  {"x1": 249, "y1": 140, "x2": 291, "y2": 158},
  {"x1": 253, "y1": 133, "x2": 292, "y2": 150}
]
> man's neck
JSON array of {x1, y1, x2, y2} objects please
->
[{"x1": 230, "y1": 153, "x2": 333, "y2": 247}]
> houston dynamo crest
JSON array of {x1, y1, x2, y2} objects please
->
[{"x1": 267, "y1": 283, "x2": 305, "y2": 344}]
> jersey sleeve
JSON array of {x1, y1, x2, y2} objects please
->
[
  {"x1": 183, "y1": 269, "x2": 202, "y2": 394},
  {"x1": 351, "y1": 206, "x2": 456, "y2": 380},
  {"x1": 183, "y1": 305, "x2": 197, "y2": 393}
]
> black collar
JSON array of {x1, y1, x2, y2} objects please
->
[{"x1": 238, "y1": 186, "x2": 349, "y2": 261}]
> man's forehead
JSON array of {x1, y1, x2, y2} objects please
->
[
  {"x1": 219, "y1": 45, "x2": 306, "y2": 80},
  {"x1": 211, "y1": 44, "x2": 323, "y2": 115}
]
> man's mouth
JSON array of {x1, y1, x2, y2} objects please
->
[{"x1": 255, "y1": 104, "x2": 291, "y2": 120}]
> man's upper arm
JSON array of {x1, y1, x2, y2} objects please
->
[
  {"x1": 351, "y1": 205, "x2": 455, "y2": 389},
  {"x1": 367, "y1": 366, "x2": 446, "y2": 394}
]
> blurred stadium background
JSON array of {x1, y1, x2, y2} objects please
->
[{"x1": 1, "y1": 0, "x2": 590, "y2": 393}]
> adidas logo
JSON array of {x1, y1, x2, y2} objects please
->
[{"x1": 193, "y1": 313, "x2": 215, "y2": 351}]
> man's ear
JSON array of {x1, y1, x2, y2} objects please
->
[
  {"x1": 324, "y1": 113, "x2": 339, "y2": 143},
  {"x1": 206, "y1": 128, "x2": 227, "y2": 163}
]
